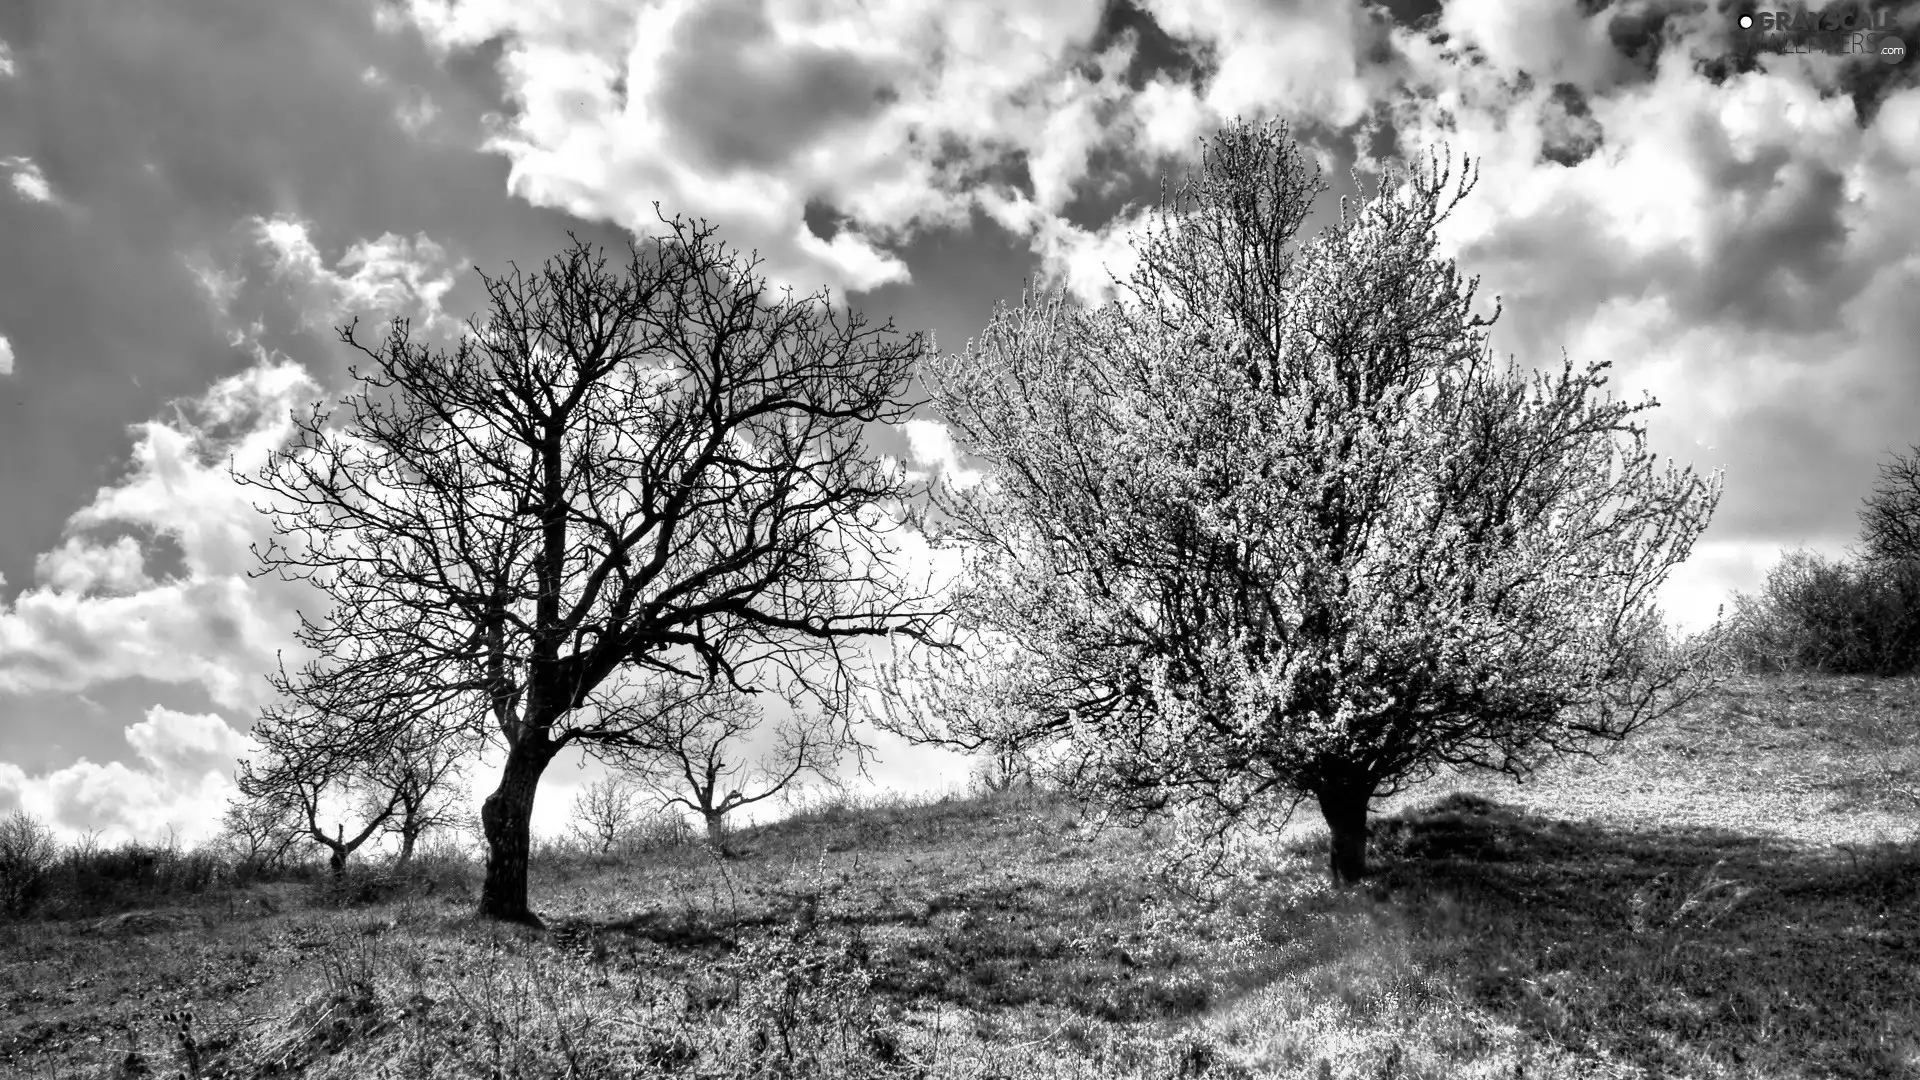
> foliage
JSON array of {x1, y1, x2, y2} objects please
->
[
  {"x1": 1698, "y1": 443, "x2": 1920, "y2": 677},
  {"x1": 237, "y1": 215, "x2": 940, "y2": 923},
  {"x1": 883, "y1": 118, "x2": 1722, "y2": 884},
  {"x1": 1714, "y1": 548, "x2": 1920, "y2": 676},
  {"x1": 0, "y1": 811, "x2": 58, "y2": 917},
  {"x1": 47, "y1": 832, "x2": 229, "y2": 917}
]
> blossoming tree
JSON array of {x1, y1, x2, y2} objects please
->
[{"x1": 881, "y1": 120, "x2": 1723, "y2": 885}]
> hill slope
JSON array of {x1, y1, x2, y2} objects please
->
[{"x1": 2, "y1": 673, "x2": 1916, "y2": 1078}]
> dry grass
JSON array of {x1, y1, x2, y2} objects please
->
[{"x1": 1, "y1": 672, "x2": 1915, "y2": 1078}]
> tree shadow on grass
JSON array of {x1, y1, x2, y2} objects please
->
[{"x1": 1366, "y1": 793, "x2": 1920, "y2": 1079}]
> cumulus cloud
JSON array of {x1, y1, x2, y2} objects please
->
[
  {"x1": 0, "y1": 40, "x2": 13, "y2": 79},
  {"x1": 34, "y1": 535, "x2": 154, "y2": 596},
  {"x1": 395, "y1": 0, "x2": 1348, "y2": 296},
  {"x1": 0, "y1": 358, "x2": 321, "y2": 712},
  {"x1": 0, "y1": 221, "x2": 459, "y2": 713},
  {"x1": 1030, "y1": 205, "x2": 1154, "y2": 306},
  {"x1": 0, "y1": 332, "x2": 12, "y2": 376},
  {"x1": 376, "y1": 0, "x2": 1428, "y2": 313},
  {"x1": 1433, "y1": 0, "x2": 1642, "y2": 92},
  {"x1": 4, "y1": 156, "x2": 55, "y2": 204},
  {"x1": 898, "y1": 418, "x2": 984, "y2": 491},
  {"x1": 0, "y1": 706, "x2": 247, "y2": 844},
  {"x1": 253, "y1": 216, "x2": 457, "y2": 333},
  {"x1": 1133, "y1": 0, "x2": 1396, "y2": 138},
  {"x1": 1369, "y1": 4, "x2": 1920, "y2": 629}
]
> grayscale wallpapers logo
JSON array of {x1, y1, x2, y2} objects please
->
[{"x1": 1734, "y1": 8, "x2": 1907, "y2": 62}]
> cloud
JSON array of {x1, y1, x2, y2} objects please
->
[
  {"x1": 1132, "y1": 0, "x2": 1396, "y2": 138},
  {"x1": 391, "y1": 0, "x2": 1184, "y2": 294},
  {"x1": 380, "y1": 0, "x2": 1414, "y2": 313},
  {"x1": 1355, "y1": 5, "x2": 1920, "y2": 629},
  {"x1": 4, "y1": 157, "x2": 55, "y2": 204},
  {"x1": 0, "y1": 213, "x2": 459, "y2": 715},
  {"x1": 0, "y1": 357, "x2": 322, "y2": 712},
  {"x1": 0, "y1": 706, "x2": 247, "y2": 844},
  {"x1": 898, "y1": 418, "x2": 984, "y2": 491},
  {"x1": 34, "y1": 535, "x2": 154, "y2": 596},
  {"x1": 0, "y1": 40, "x2": 13, "y2": 79},
  {"x1": 1030, "y1": 205, "x2": 1155, "y2": 306},
  {"x1": 1433, "y1": 0, "x2": 1642, "y2": 92},
  {"x1": 0, "y1": 332, "x2": 12, "y2": 376},
  {"x1": 253, "y1": 216, "x2": 458, "y2": 333}
]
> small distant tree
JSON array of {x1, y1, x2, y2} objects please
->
[
  {"x1": 0, "y1": 811, "x2": 60, "y2": 918},
  {"x1": 973, "y1": 737, "x2": 1035, "y2": 794},
  {"x1": 568, "y1": 775, "x2": 645, "y2": 854},
  {"x1": 210, "y1": 796, "x2": 305, "y2": 877},
  {"x1": 239, "y1": 720, "x2": 466, "y2": 877},
  {"x1": 239, "y1": 754, "x2": 398, "y2": 878},
  {"x1": 379, "y1": 733, "x2": 467, "y2": 867},
  {"x1": 883, "y1": 119, "x2": 1722, "y2": 885},
  {"x1": 603, "y1": 682, "x2": 845, "y2": 854},
  {"x1": 1857, "y1": 444, "x2": 1920, "y2": 569}
]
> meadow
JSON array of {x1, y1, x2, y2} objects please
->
[{"x1": 2, "y1": 672, "x2": 1916, "y2": 1079}]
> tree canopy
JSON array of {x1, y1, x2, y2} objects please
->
[{"x1": 881, "y1": 120, "x2": 1723, "y2": 884}]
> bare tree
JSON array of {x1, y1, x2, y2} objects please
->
[
  {"x1": 1857, "y1": 444, "x2": 1920, "y2": 569},
  {"x1": 241, "y1": 711, "x2": 468, "y2": 877},
  {"x1": 882, "y1": 120, "x2": 1722, "y2": 886},
  {"x1": 238, "y1": 749, "x2": 399, "y2": 878},
  {"x1": 210, "y1": 796, "x2": 305, "y2": 876},
  {"x1": 568, "y1": 774, "x2": 645, "y2": 854},
  {"x1": 376, "y1": 732, "x2": 467, "y2": 867},
  {"x1": 0, "y1": 811, "x2": 60, "y2": 917},
  {"x1": 1852, "y1": 444, "x2": 1920, "y2": 672},
  {"x1": 606, "y1": 684, "x2": 844, "y2": 854},
  {"x1": 238, "y1": 216, "x2": 940, "y2": 924}
]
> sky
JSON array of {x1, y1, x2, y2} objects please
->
[{"x1": 0, "y1": 0, "x2": 1915, "y2": 847}]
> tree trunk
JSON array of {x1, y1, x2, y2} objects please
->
[
  {"x1": 479, "y1": 740, "x2": 553, "y2": 926},
  {"x1": 703, "y1": 811, "x2": 728, "y2": 855},
  {"x1": 1316, "y1": 782, "x2": 1376, "y2": 887},
  {"x1": 397, "y1": 825, "x2": 417, "y2": 868},
  {"x1": 326, "y1": 845, "x2": 347, "y2": 878}
]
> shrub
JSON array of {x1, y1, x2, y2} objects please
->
[
  {"x1": 50, "y1": 834, "x2": 228, "y2": 916},
  {"x1": 0, "y1": 811, "x2": 59, "y2": 918},
  {"x1": 1717, "y1": 549, "x2": 1920, "y2": 676}
]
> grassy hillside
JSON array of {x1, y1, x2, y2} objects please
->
[{"x1": 2, "y1": 673, "x2": 1916, "y2": 1079}]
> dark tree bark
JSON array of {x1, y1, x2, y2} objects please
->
[
  {"x1": 302, "y1": 795, "x2": 393, "y2": 880},
  {"x1": 702, "y1": 811, "x2": 728, "y2": 853},
  {"x1": 479, "y1": 738, "x2": 555, "y2": 924},
  {"x1": 1315, "y1": 783, "x2": 1376, "y2": 887}
]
